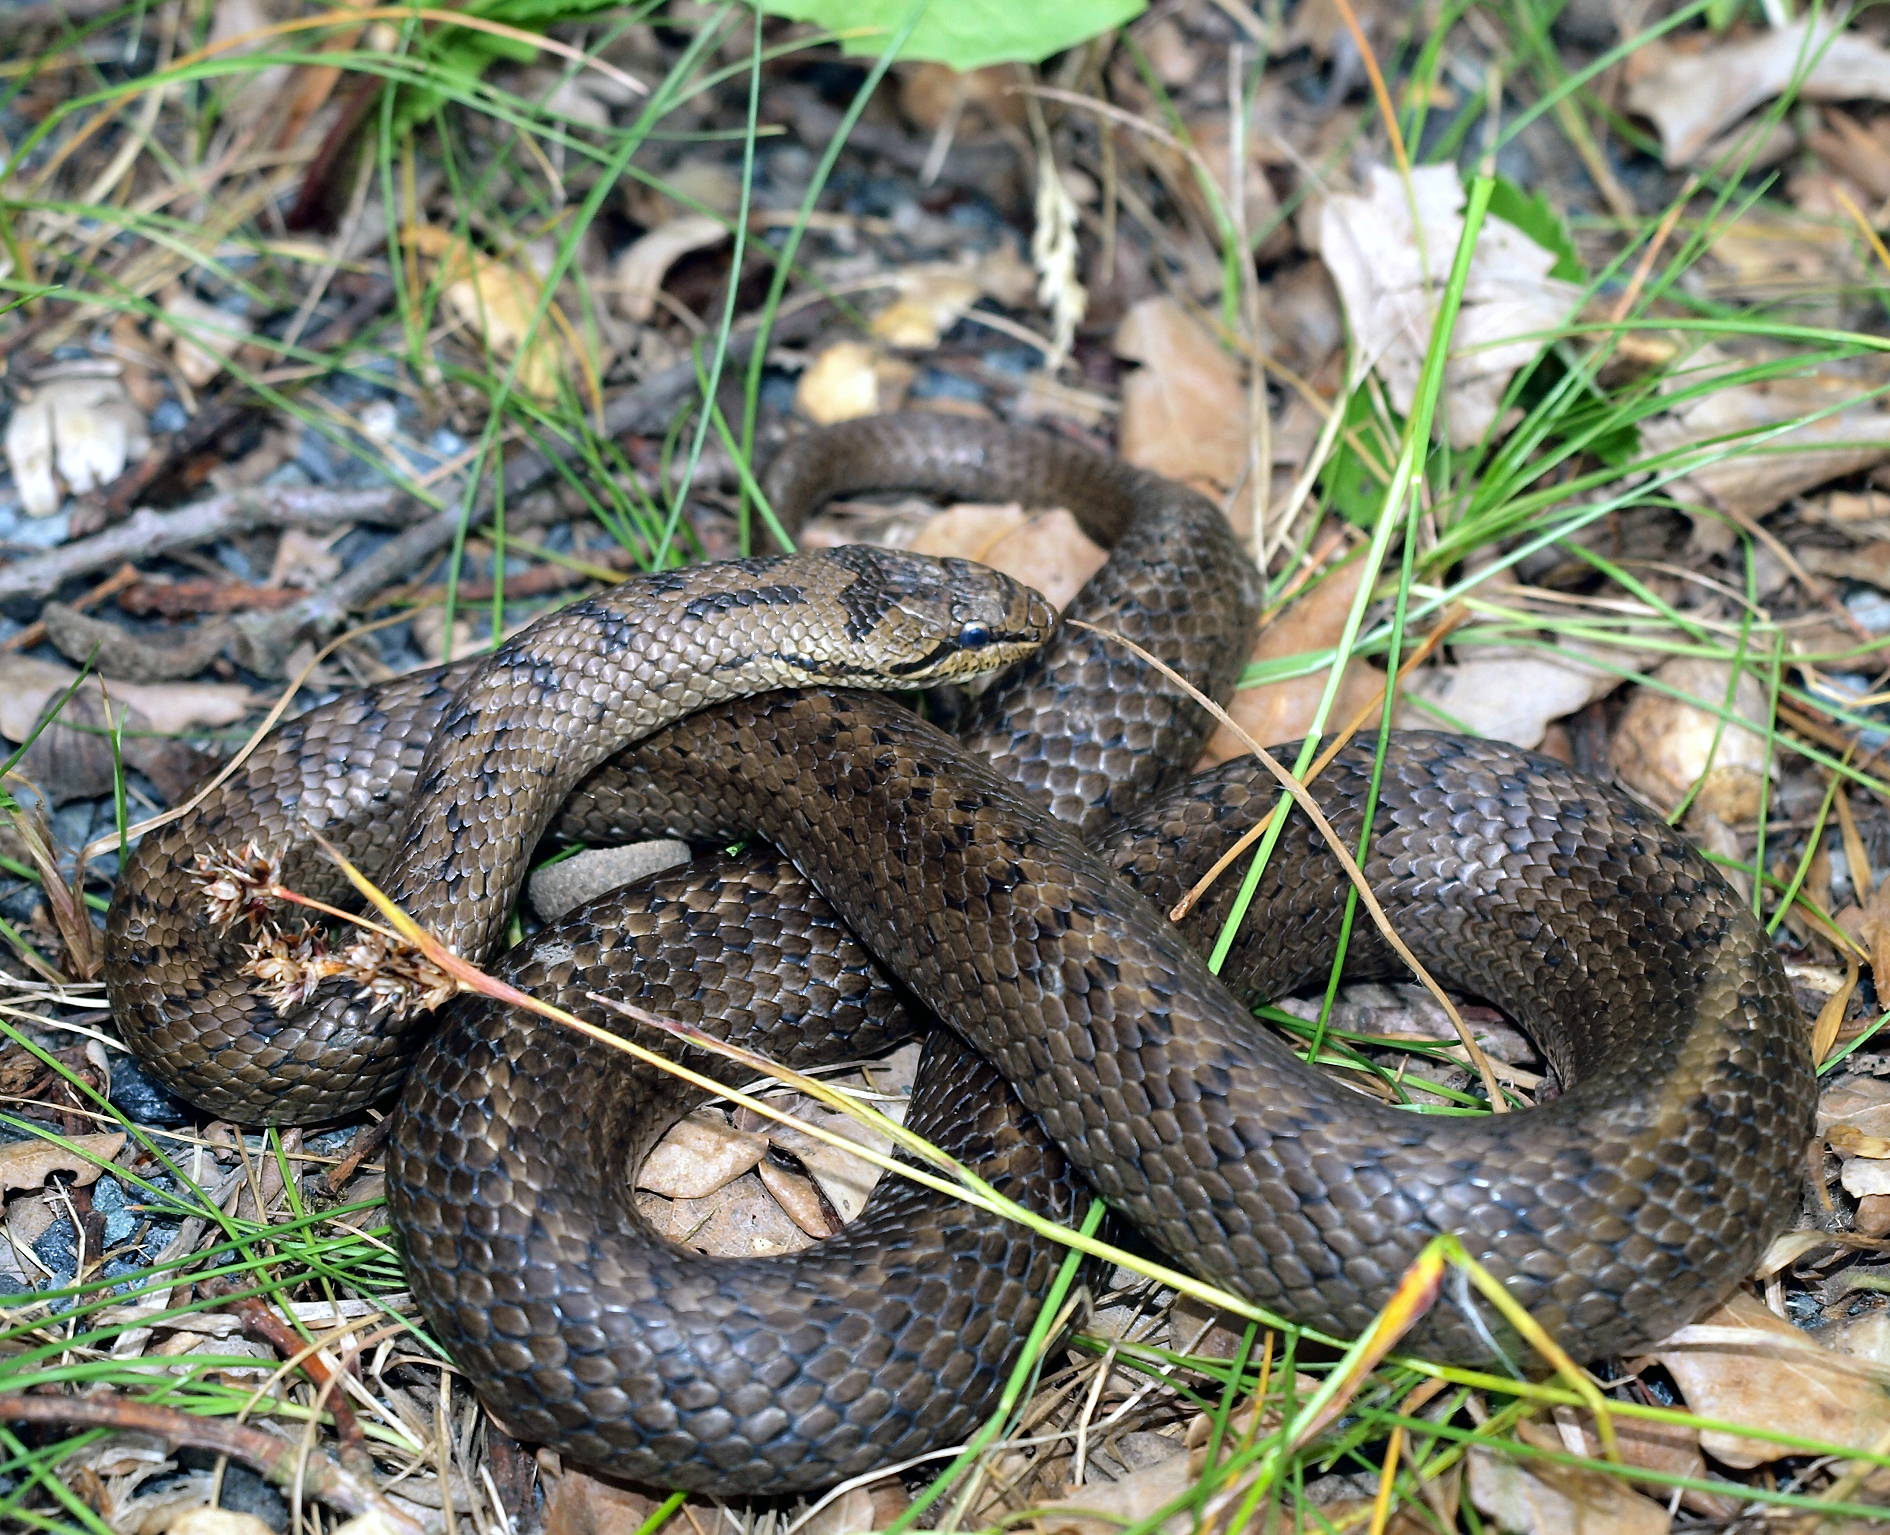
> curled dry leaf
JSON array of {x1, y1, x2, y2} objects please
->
[
  {"x1": 1398, "y1": 647, "x2": 1620, "y2": 750},
  {"x1": 756, "y1": 1158, "x2": 832, "y2": 1238},
  {"x1": 1641, "y1": 345, "x2": 1890, "y2": 524},
  {"x1": 794, "y1": 341, "x2": 916, "y2": 424},
  {"x1": 4, "y1": 373, "x2": 152, "y2": 518},
  {"x1": 154, "y1": 288, "x2": 256, "y2": 388},
  {"x1": 1625, "y1": 15, "x2": 1890, "y2": 167},
  {"x1": 1608, "y1": 657, "x2": 1774, "y2": 822},
  {"x1": 769, "y1": 1112, "x2": 892, "y2": 1225},
  {"x1": 1319, "y1": 164, "x2": 1581, "y2": 450},
  {"x1": 1656, "y1": 1290, "x2": 1890, "y2": 1467},
  {"x1": 609, "y1": 213, "x2": 727, "y2": 324},
  {"x1": 406, "y1": 226, "x2": 571, "y2": 402},
  {"x1": 636, "y1": 1111, "x2": 767, "y2": 1201},
  {"x1": 1467, "y1": 1444, "x2": 1670, "y2": 1535},
  {"x1": 1114, "y1": 296, "x2": 1249, "y2": 501},
  {"x1": 0, "y1": 1130, "x2": 125, "y2": 1192},
  {"x1": 1199, "y1": 555, "x2": 1383, "y2": 766}
]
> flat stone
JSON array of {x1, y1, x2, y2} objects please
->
[{"x1": 528, "y1": 841, "x2": 692, "y2": 921}]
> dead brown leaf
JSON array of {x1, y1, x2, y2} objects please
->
[
  {"x1": 0, "y1": 1130, "x2": 124, "y2": 1192},
  {"x1": 1654, "y1": 1289, "x2": 1890, "y2": 1467},
  {"x1": 0, "y1": 656, "x2": 251, "y2": 741},
  {"x1": 1114, "y1": 296, "x2": 1249, "y2": 503},
  {"x1": 405, "y1": 226, "x2": 577, "y2": 403},
  {"x1": 1319, "y1": 165, "x2": 1581, "y2": 450},
  {"x1": 1625, "y1": 15, "x2": 1890, "y2": 167},
  {"x1": 1643, "y1": 346, "x2": 1890, "y2": 523},
  {"x1": 542, "y1": 1461, "x2": 656, "y2": 1535},
  {"x1": 1609, "y1": 657, "x2": 1773, "y2": 822},
  {"x1": 1199, "y1": 555, "x2": 1384, "y2": 765},
  {"x1": 1468, "y1": 1443, "x2": 1670, "y2": 1535},
  {"x1": 636, "y1": 1110, "x2": 766, "y2": 1200},
  {"x1": 910, "y1": 503, "x2": 1108, "y2": 612},
  {"x1": 1396, "y1": 646, "x2": 1619, "y2": 750}
]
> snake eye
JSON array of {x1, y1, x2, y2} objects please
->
[{"x1": 958, "y1": 622, "x2": 992, "y2": 650}]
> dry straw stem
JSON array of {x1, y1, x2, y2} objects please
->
[
  {"x1": 1170, "y1": 601, "x2": 1470, "y2": 921},
  {"x1": 1067, "y1": 619, "x2": 1509, "y2": 1109},
  {"x1": 309, "y1": 834, "x2": 1338, "y2": 1340}
]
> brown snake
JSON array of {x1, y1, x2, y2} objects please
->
[{"x1": 103, "y1": 416, "x2": 1815, "y2": 1495}]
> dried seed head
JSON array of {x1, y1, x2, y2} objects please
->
[
  {"x1": 241, "y1": 924, "x2": 342, "y2": 1014},
  {"x1": 339, "y1": 931, "x2": 458, "y2": 1019},
  {"x1": 195, "y1": 843, "x2": 283, "y2": 930}
]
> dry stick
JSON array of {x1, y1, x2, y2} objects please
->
[
  {"x1": 201, "y1": 1280, "x2": 373, "y2": 1477},
  {"x1": 0, "y1": 562, "x2": 139, "y2": 654},
  {"x1": 0, "y1": 1394, "x2": 425, "y2": 1534},
  {"x1": 1171, "y1": 604, "x2": 1470, "y2": 922},
  {"x1": 1066, "y1": 619, "x2": 1509, "y2": 1110},
  {"x1": 0, "y1": 485, "x2": 404, "y2": 605}
]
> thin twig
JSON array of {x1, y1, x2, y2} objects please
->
[
  {"x1": 1172, "y1": 604, "x2": 1469, "y2": 920},
  {"x1": 0, "y1": 1393, "x2": 425, "y2": 1534},
  {"x1": 0, "y1": 486, "x2": 405, "y2": 605}
]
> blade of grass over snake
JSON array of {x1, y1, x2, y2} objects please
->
[
  {"x1": 1171, "y1": 602, "x2": 1469, "y2": 921},
  {"x1": 1067, "y1": 619, "x2": 1507, "y2": 1108},
  {"x1": 316, "y1": 836, "x2": 1327, "y2": 1341},
  {"x1": 1207, "y1": 176, "x2": 1497, "y2": 978}
]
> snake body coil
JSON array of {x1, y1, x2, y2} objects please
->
[{"x1": 103, "y1": 416, "x2": 1816, "y2": 1496}]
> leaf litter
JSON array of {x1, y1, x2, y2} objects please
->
[{"x1": 15, "y1": 2, "x2": 1890, "y2": 1533}]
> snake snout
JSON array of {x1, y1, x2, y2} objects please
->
[{"x1": 850, "y1": 549, "x2": 1055, "y2": 685}]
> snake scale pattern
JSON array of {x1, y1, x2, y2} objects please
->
[{"x1": 103, "y1": 415, "x2": 1815, "y2": 1495}]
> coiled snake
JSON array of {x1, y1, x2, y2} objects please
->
[{"x1": 104, "y1": 416, "x2": 1815, "y2": 1495}]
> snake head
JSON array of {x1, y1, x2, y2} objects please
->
[{"x1": 798, "y1": 543, "x2": 1056, "y2": 687}]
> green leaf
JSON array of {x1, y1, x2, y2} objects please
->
[
  {"x1": 390, "y1": 0, "x2": 627, "y2": 132},
  {"x1": 750, "y1": 0, "x2": 1145, "y2": 71},
  {"x1": 1487, "y1": 175, "x2": 1584, "y2": 282}
]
